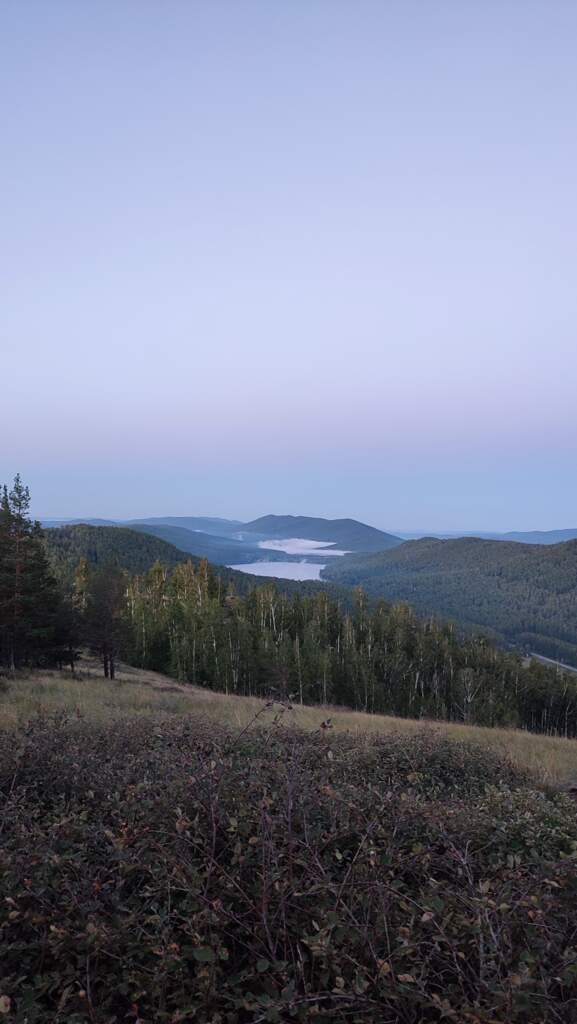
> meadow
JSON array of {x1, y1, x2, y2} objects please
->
[
  {"x1": 1, "y1": 664, "x2": 577, "y2": 1022},
  {"x1": 2, "y1": 660, "x2": 577, "y2": 786}
]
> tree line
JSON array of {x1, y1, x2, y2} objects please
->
[
  {"x1": 323, "y1": 536, "x2": 577, "y2": 665},
  {"x1": 3, "y1": 476, "x2": 577, "y2": 737}
]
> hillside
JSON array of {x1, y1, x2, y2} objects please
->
[
  {"x1": 43, "y1": 523, "x2": 189, "y2": 582},
  {"x1": 322, "y1": 536, "x2": 577, "y2": 664},
  {"x1": 43, "y1": 514, "x2": 403, "y2": 562},
  {"x1": 125, "y1": 515, "x2": 242, "y2": 536},
  {"x1": 42, "y1": 523, "x2": 342, "y2": 601},
  {"x1": 242, "y1": 514, "x2": 402, "y2": 551},
  {"x1": 42, "y1": 532, "x2": 572, "y2": 736},
  {"x1": 4, "y1": 659, "x2": 577, "y2": 781},
  {"x1": 2, "y1": 668, "x2": 577, "y2": 1023},
  {"x1": 126, "y1": 522, "x2": 289, "y2": 565}
]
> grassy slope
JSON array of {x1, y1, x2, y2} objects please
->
[
  {"x1": 3, "y1": 659, "x2": 577, "y2": 785},
  {"x1": 3, "y1": 664, "x2": 577, "y2": 1022}
]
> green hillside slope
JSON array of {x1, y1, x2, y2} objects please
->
[
  {"x1": 44, "y1": 524, "x2": 189, "y2": 582},
  {"x1": 322, "y1": 536, "x2": 577, "y2": 664},
  {"x1": 43, "y1": 524, "x2": 340, "y2": 600}
]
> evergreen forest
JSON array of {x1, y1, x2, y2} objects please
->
[{"x1": 3, "y1": 477, "x2": 577, "y2": 736}]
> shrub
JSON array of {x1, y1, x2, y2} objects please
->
[{"x1": 1, "y1": 715, "x2": 576, "y2": 1022}]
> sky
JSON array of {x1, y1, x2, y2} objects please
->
[{"x1": 2, "y1": 1, "x2": 576, "y2": 531}]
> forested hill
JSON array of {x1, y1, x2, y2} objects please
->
[
  {"x1": 322, "y1": 536, "x2": 577, "y2": 664},
  {"x1": 42, "y1": 524, "x2": 338, "y2": 599},
  {"x1": 44, "y1": 524, "x2": 189, "y2": 582},
  {"x1": 242, "y1": 515, "x2": 402, "y2": 551},
  {"x1": 7, "y1": 477, "x2": 577, "y2": 736}
]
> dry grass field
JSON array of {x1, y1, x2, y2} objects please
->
[
  {"x1": 2, "y1": 656, "x2": 577, "y2": 786},
  {"x1": 3, "y1": 658, "x2": 577, "y2": 1022}
]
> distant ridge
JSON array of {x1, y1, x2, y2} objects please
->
[
  {"x1": 394, "y1": 528, "x2": 577, "y2": 545},
  {"x1": 41, "y1": 518, "x2": 118, "y2": 528},
  {"x1": 126, "y1": 522, "x2": 291, "y2": 565},
  {"x1": 242, "y1": 515, "x2": 402, "y2": 552},
  {"x1": 125, "y1": 516, "x2": 242, "y2": 537},
  {"x1": 501, "y1": 528, "x2": 577, "y2": 545}
]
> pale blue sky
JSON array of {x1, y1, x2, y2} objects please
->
[{"x1": 2, "y1": 1, "x2": 576, "y2": 530}]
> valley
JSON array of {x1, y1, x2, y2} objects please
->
[
  {"x1": 7, "y1": 494, "x2": 577, "y2": 1024},
  {"x1": 42, "y1": 510, "x2": 577, "y2": 665}
]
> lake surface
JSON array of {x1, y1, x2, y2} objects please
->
[{"x1": 228, "y1": 561, "x2": 326, "y2": 581}]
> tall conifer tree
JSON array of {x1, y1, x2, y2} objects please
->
[{"x1": 0, "y1": 475, "x2": 60, "y2": 669}]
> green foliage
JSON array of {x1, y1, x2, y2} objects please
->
[
  {"x1": 43, "y1": 524, "x2": 327, "y2": 595},
  {"x1": 44, "y1": 524, "x2": 189, "y2": 583},
  {"x1": 7, "y1": 485, "x2": 577, "y2": 735},
  {"x1": 1, "y1": 715, "x2": 576, "y2": 1022},
  {"x1": 0, "y1": 476, "x2": 63, "y2": 670},
  {"x1": 122, "y1": 562, "x2": 577, "y2": 735},
  {"x1": 84, "y1": 567, "x2": 131, "y2": 678},
  {"x1": 323, "y1": 536, "x2": 577, "y2": 664}
]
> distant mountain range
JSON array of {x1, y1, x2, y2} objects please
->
[
  {"x1": 322, "y1": 536, "x2": 577, "y2": 665},
  {"x1": 42, "y1": 515, "x2": 577, "y2": 549},
  {"x1": 499, "y1": 529, "x2": 577, "y2": 545},
  {"x1": 42, "y1": 514, "x2": 403, "y2": 564},
  {"x1": 396, "y1": 529, "x2": 577, "y2": 544}
]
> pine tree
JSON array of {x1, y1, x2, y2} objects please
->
[
  {"x1": 0, "y1": 475, "x2": 60, "y2": 669},
  {"x1": 84, "y1": 566, "x2": 129, "y2": 678}
]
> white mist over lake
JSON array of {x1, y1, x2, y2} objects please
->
[
  {"x1": 258, "y1": 538, "x2": 350, "y2": 556},
  {"x1": 229, "y1": 537, "x2": 351, "y2": 580},
  {"x1": 228, "y1": 561, "x2": 326, "y2": 581}
]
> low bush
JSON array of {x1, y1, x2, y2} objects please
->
[{"x1": 1, "y1": 713, "x2": 577, "y2": 1022}]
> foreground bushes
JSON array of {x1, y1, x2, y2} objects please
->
[{"x1": 1, "y1": 714, "x2": 577, "y2": 1022}]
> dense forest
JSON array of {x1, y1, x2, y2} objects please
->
[
  {"x1": 45, "y1": 522, "x2": 190, "y2": 582},
  {"x1": 323, "y1": 536, "x2": 577, "y2": 665},
  {"x1": 117, "y1": 558, "x2": 577, "y2": 734},
  {"x1": 43, "y1": 524, "x2": 324, "y2": 596},
  {"x1": 3, "y1": 477, "x2": 577, "y2": 735}
]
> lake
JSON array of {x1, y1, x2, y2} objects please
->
[{"x1": 228, "y1": 561, "x2": 326, "y2": 581}]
